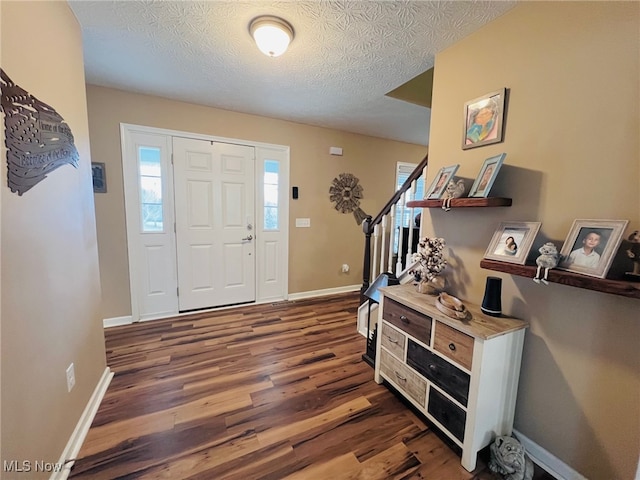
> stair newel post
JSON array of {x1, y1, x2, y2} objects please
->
[{"x1": 360, "y1": 216, "x2": 373, "y2": 303}]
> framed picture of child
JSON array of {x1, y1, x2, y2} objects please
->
[
  {"x1": 468, "y1": 153, "x2": 506, "y2": 198},
  {"x1": 484, "y1": 221, "x2": 541, "y2": 265},
  {"x1": 558, "y1": 219, "x2": 629, "y2": 278},
  {"x1": 462, "y1": 88, "x2": 507, "y2": 150},
  {"x1": 424, "y1": 164, "x2": 460, "y2": 200}
]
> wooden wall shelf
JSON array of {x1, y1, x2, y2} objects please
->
[
  {"x1": 407, "y1": 197, "x2": 512, "y2": 209},
  {"x1": 480, "y1": 259, "x2": 640, "y2": 299}
]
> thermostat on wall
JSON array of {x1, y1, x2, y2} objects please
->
[{"x1": 329, "y1": 146, "x2": 343, "y2": 156}]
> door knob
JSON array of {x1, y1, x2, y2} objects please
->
[{"x1": 242, "y1": 235, "x2": 253, "y2": 241}]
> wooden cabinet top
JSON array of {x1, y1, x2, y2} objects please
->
[{"x1": 380, "y1": 283, "x2": 528, "y2": 340}]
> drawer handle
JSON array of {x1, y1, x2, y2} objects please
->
[
  {"x1": 448, "y1": 343, "x2": 456, "y2": 351},
  {"x1": 428, "y1": 364, "x2": 437, "y2": 371},
  {"x1": 400, "y1": 315, "x2": 409, "y2": 323},
  {"x1": 394, "y1": 371, "x2": 407, "y2": 381},
  {"x1": 387, "y1": 337, "x2": 398, "y2": 344}
]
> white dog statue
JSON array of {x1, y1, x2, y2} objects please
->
[{"x1": 489, "y1": 435, "x2": 534, "y2": 480}]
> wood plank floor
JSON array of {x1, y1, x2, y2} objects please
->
[{"x1": 69, "y1": 293, "x2": 502, "y2": 479}]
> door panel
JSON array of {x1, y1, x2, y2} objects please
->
[
  {"x1": 173, "y1": 137, "x2": 255, "y2": 311},
  {"x1": 122, "y1": 130, "x2": 178, "y2": 320}
]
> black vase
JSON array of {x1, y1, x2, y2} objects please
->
[{"x1": 481, "y1": 276, "x2": 502, "y2": 317}]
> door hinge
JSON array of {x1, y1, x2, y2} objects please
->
[
  {"x1": 177, "y1": 287, "x2": 179, "y2": 296},
  {"x1": 171, "y1": 153, "x2": 174, "y2": 165},
  {"x1": 174, "y1": 222, "x2": 176, "y2": 233}
]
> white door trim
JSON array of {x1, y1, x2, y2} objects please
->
[{"x1": 120, "y1": 123, "x2": 290, "y2": 322}]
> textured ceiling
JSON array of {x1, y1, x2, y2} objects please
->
[{"x1": 69, "y1": 1, "x2": 515, "y2": 146}]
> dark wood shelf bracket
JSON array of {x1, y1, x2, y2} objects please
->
[
  {"x1": 480, "y1": 259, "x2": 640, "y2": 299},
  {"x1": 407, "y1": 197, "x2": 512, "y2": 209}
]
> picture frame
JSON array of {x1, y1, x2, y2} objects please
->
[
  {"x1": 484, "y1": 221, "x2": 541, "y2": 265},
  {"x1": 92, "y1": 162, "x2": 107, "y2": 193},
  {"x1": 468, "y1": 153, "x2": 506, "y2": 198},
  {"x1": 558, "y1": 219, "x2": 629, "y2": 278},
  {"x1": 462, "y1": 88, "x2": 506, "y2": 150},
  {"x1": 424, "y1": 164, "x2": 460, "y2": 200}
]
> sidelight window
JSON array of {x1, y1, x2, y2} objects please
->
[
  {"x1": 139, "y1": 147, "x2": 163, "y2": 232},
  {"x1": 264, "y1": 160, "x2": 279, "y2": 230}
]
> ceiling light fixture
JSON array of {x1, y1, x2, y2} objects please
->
[{"x1": 249, "y1": 16, "x2": 294, "y2": 57}]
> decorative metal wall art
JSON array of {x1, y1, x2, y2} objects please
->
[
  {"x1": 329, "y1": 172, "x2": 368, "y2": 225},
  {"x1": 1, "y1": 69, "x2": 79, "y2": 195}
]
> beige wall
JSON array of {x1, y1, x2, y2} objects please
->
[
  {"x1": 1, "y1": 1, "x2": 107, "y2": 477},
  {"x1": 424, "y1": 2, "x2": 639, "y2": 478},
  {"x1": 86, "y1": 86, "x2": 426, "y2": 319}
]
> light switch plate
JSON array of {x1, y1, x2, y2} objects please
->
[{"x1": 295, "y1": 218, "x2": 311, "y2": 227}]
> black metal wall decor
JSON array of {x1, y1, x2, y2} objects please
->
[
  {"x1": 329, "y1": 172, "x2": 368, "y2": 225},
  {"x1": 0, "y1": 69, "x2": 79, "y2": 195}
]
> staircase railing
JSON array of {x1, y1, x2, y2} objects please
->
[{"x1": 360, "y1": 153, "x2": 429, "y2": 302}]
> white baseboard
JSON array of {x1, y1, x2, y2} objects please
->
[
  {"x1": 51, "y1": 367, "x2": 114, "y2": 480},
  {"x1": 103, "y1": 315, "x2": 132, "y2": 328},
  {"x1": 288, "y1": 284, "x2": 360, "y2": 301},
  {"x1": 513, "y1": 429, "x2": 587, "y2": 480}
]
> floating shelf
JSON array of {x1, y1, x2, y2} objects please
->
[
  {"x1": 406, "y1": 197, "x2": 512, "y2": 209},
  {"x1": 480, "y1": 259, "x2": 640, "y2": 299}
]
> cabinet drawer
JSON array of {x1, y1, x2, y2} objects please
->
[
  {"x1": 383, "y1": 297, "x2": 432, "y2": 346},
  {"x1": 380, "y1": 349, "x2": 427, "y2": 407},
  {"x1": 407, "y1": 339, "x2": 469, "y2": 406},
  {"x1": 381, "y1": 322, "x2": 405, "y2": 359},
  {"x1": 434, "y1": 322, "x2": 474, "y2": 371},
  {"x1": 428, "y1": 388, "x2": 466, "y2": 442}
]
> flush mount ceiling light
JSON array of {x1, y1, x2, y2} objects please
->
[{"x1": 249, "y1": 16, "x2": 294, "y2": 57}]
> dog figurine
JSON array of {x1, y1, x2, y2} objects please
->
[
  {"x1": 533, "y1": 242, "x2": 559, "y2": 285},
  {"x1": 489, "y1": 435, "x2": 534, "y2": 480}
]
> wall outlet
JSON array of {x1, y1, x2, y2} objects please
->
[
  {"x1": 341, "y1": 264, "x2": 350, "y2": 273},
  {"x1": 66, "y1": 363, "x2": 75, "y2": 392}
]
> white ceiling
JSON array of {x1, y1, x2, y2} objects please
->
[{"x1": 69, "y1": 1, "x2": 515, "y2": 146}]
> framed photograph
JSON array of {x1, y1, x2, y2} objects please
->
[
  {"x1": 558, "y1": 219, "x2": 629, "y2": 278},
  {"x1": 92, "y1": 162, "x2": 107, "y2": 193},
  {"x1": 484, "y1": 221, "x2": 542, "y2": 265},
  {"x1": 468, "y1": 153, "x2": 506, "y2": 198},
  {"x1": 424, "y1": 164, "x2": 460, "y2": 200},
  {"x1": 462, "y1": 88, "x2": 506, "y2": 150}
]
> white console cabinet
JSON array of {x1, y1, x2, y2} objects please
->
[{"x1": 374, "y1": 284, "x2": 528, "y2": 471}]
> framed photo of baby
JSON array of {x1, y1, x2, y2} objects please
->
[
  {"x1": 558, "y1": 219, "x2": 629, "y2": 278},
  {"x1": 484, "y1": 221, "x2": 541, "y2": 265},
  {"x1": 462, "y1": 88, "x2": 506, "y2": 150}
]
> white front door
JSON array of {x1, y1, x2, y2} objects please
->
[
  {"x1": 173, "y1": 137, "x2": 256, "y2": 311},
  {"x1": 121, "y1": 129, "x2": 179, "y2": 320}
]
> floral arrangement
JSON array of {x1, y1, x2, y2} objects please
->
[{"x1": 409, "y1": 237, "x2": 447, "y2": 282}]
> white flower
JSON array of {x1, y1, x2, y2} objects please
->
[{"x1": 409, "y1": 236, "x2": 447, "y2": 282}]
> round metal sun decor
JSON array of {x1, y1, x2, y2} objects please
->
[{"x1": 329, "y1": 173, "x2": 368, "y2": 225}]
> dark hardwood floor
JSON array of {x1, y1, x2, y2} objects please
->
[{"x1": 70, "y1": 292, "x2": 533, "y2": 479}]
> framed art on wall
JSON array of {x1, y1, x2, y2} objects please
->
[
  {"x1": 558, "y1": 219, "x2": 629, "y2": 278},
  {"x1": 424, "y1": 164, "x2": 460, "y2": 199},
  {"x1": 468, "y1": 153, "x2": 506, "y2": 198},
  {"x1": 484, "y1": 221, "x2": 541, "y2": 265},
  {"x1": 462, "y1": 88, "x2": 506, "y2": 150}
]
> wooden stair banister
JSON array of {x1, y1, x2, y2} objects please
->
[{"x1": 361, "y1": 153, "x2": 429, "y2": 302}]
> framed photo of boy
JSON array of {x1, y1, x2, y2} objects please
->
[
  {"x1": 462, "y1": 88, "x2": 506, "y2": 150},
  {"x1": 424, "y1": 164, "x2": 460, "y2": 200},
  {"x1": 468, "y1": 153, "x2": 506, "y2": 198},
  {"x1": 484, "y1": 221, "x2": 541, "y2": 265},
  {"x1": 91, "y1": 162, "x2": 107, "y2": 193},
  {"x1": 558, "y1": 219, "x2": 629, "y2": 278}
]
